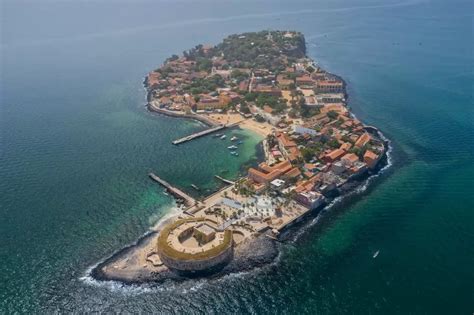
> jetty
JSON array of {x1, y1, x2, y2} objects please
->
[
  {"x1": 149, "y1": 173, "x2": 196, "y2": 206},
  {"x1": 214, "y1": 175, "x2": 235, "y2": 185},
  {"x1": 172, "y1": 125, "x2": 225, "y2": 145}
]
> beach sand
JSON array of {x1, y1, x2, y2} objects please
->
[{"x1": 207, "y1": 113, "x2": 273, "y2": 137}]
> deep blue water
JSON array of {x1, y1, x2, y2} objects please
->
[{"x1": 1, "y1": 0, "x2": 473, "y2": 313}]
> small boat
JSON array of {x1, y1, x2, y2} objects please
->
[
  {"x1": 191, "y1": 184, "x2": 200, "y2": 191},
  {"x1": 228, "y1": 145, "x2": 238, "y2": 150},
  {"x1": 213, "y1": 133, "x2": 222, "y2": 138},
  {"x1": 237, "y1": 140, "x2": 243, "y2": 145},
  {"x1": 220, "y1": 135, "x2": 226, "y2": 140},
  {"x1": 230, "y1": 151, "x2": 239, "y2": 156},
  {"x1": 373, "y1": 250, "x2": 380, "y2": 258},
  {"x1": 230, "y1": 136, "x2": 238, "y2": 141}
]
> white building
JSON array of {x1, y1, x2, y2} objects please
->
[
  {"x1": 270, "y1": 179, "x2": 285, "y2": 191},
  {"x1": 295, "y1": 191, "x2": 324, "y2": 210},
  {"x1": 293, "y1": 125, "x2": 319, "y2": 136}
]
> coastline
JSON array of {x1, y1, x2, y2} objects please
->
[
  {"x1": 88, "y1": 114, "x2": 390, "y2": 285},
  {"x1": 88, "y1": 143, "x2": 390, "y2": 285},
  {"x1": 88, "y1": 31, "x2": 391, "y2": 285}
]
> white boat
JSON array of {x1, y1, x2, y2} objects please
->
[
  {"x1": 228, "y1": 145, "x2": 238, "y2": 150},
  {"x1": 230, "y1": 151, "x2": 239, "y2": 156},
  {"x1": 230, "y1": 136, "x2": 238, "y2": 141},
  {"x1": 220, "y1": 135, "x2": 226, "y2": 140},
  {"x1": 373, "y1": 250, "x2": 380, "y2": 258}
]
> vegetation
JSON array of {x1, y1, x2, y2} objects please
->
[
  {"x1": 195, "y1": 57, "x2": 212, "y2": 72},
  {"x1": 300, "y1": 106, "x2": 320, "y2": 118},
  {"x1": 239, "y1": 102, "x2": 251, "y2": 114},
  {"x1": 231, "y1": 69, "x2": 249, "y2": 82},
  {"x1": 327, "y1": 110, "x2": 339, "y2": 120},
  {"x1": 185, "y1": 75, "x2": 226, "y2": 94},
  {"x1": 327, "y1": 139, "x2": 341, "y2": 149},
  {"x1": 254, "y1": 114, "x2": 265, "y2": 123},
  {"x1": 214, "y1": 31, "x2": 305, "y2": 69}
]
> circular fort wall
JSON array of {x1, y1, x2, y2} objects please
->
[{"x1": 157, "y1": 218, "x2": 234, "y2": 272}]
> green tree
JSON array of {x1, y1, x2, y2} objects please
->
[{"x1": 327, "y1": 110, "x2": 339, "y2": 120}]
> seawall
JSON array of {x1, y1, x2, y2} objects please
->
[{"x1": 146, "y1": 99, "x2": 219, "y2": 127}]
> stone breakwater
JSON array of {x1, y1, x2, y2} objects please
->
[{"x1": 147, "y1": 100, "x2": 219, "y2": 127}]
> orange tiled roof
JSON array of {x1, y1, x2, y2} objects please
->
[
  {"x1": 263, "y1": 105, "x2": 273, "y2": 114},
  {"x1": 324, "y1": 148, "x2": 345, "y2": 162},
  {"x1": 317, "y1": 80, "x2": 343, "y2": 86},
  {"x1": 284, "y1": 167, "x2": 301, "y2": 179},
  {"x1": 340, "y1": 142, "x2": 352, "y2": 151},
  {"x1": 341, "y1": 153, "x2": 359, "y2": 164},
  {"x1": 147, "y1": 72, "x2": 161, "y2": 86},
  {"x1": 363, "y1": 150, "x2": 379, "y2": 168},
  {"x1": 277, "y1": 133, "x2": 297, "y2": 148},
  {"x1": 355, "y1": 132, "x2": 371, "y2": 148}
]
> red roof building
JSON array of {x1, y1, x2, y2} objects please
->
[
  {"x1": 363, "y1": 150, "x2": 379, "y2": 168},
  {"x1": 354, "y1": 132, "x2": 371, "y2": 148}
]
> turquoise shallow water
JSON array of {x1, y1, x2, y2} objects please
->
[{"x1": 1, "y1": 0, "x2": 473, "y2": 313}]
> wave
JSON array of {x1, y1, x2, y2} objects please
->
[{"x1": 78, "y1": 202, "x2": 184, "y2": 292}]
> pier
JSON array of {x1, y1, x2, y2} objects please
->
[
  {"x1": 149, "y1": 173, "x2": 196, "y2": 207},
  {"x1": 172, "y1": 125, "x2": 225, "y2": 145},
  {"x1": 214, "y1": 175, "x2": 235, "y2": 185}
]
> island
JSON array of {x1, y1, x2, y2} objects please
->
[{"x1": 91, "y1": 31, "x2": 388, "y2": 283}]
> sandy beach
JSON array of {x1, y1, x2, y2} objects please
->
[{"x1": 207, "y1": 112, "x2": 273, "y2": 137}]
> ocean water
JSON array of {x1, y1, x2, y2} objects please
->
[{"x1": 1, "y1": 0, "x2": 473, "y2": 313}]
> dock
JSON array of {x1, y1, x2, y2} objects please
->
[
  {"x1": 214, "y1": 175, "x2": 235, "y2": 185},
  {"x1": 172, "y1": 125, "x2": 225, "y2": 145},
  {"x1": 149, "y1": 173, "x2": 196, "y2": 207}
]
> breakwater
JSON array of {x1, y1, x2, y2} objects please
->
[
  {"x1": 149, "y1": 173, "x2": 196, "y2": 207},
  {"x1": 172, "y1": 125, "x2": 226, "y2": 145},
  {"x1": 147, "y1": 101, "x2": 219, "y2": 127}
]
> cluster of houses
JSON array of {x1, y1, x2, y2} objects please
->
[
  {"x1": 146, "y1": 33, "x2": 385, "y2": 214},
  {"x1": 146, "y1": 55, "x2": 244, "y2": 112},
  {"x1": 240, "y1": 63, "x2": 385, "y2": 211},
  {"x1": 244, "y1": 106, "x2": 385, "y2": 210},
  {"x1": 145, "y1": 36, "x2": 347, "y2": 120}
]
